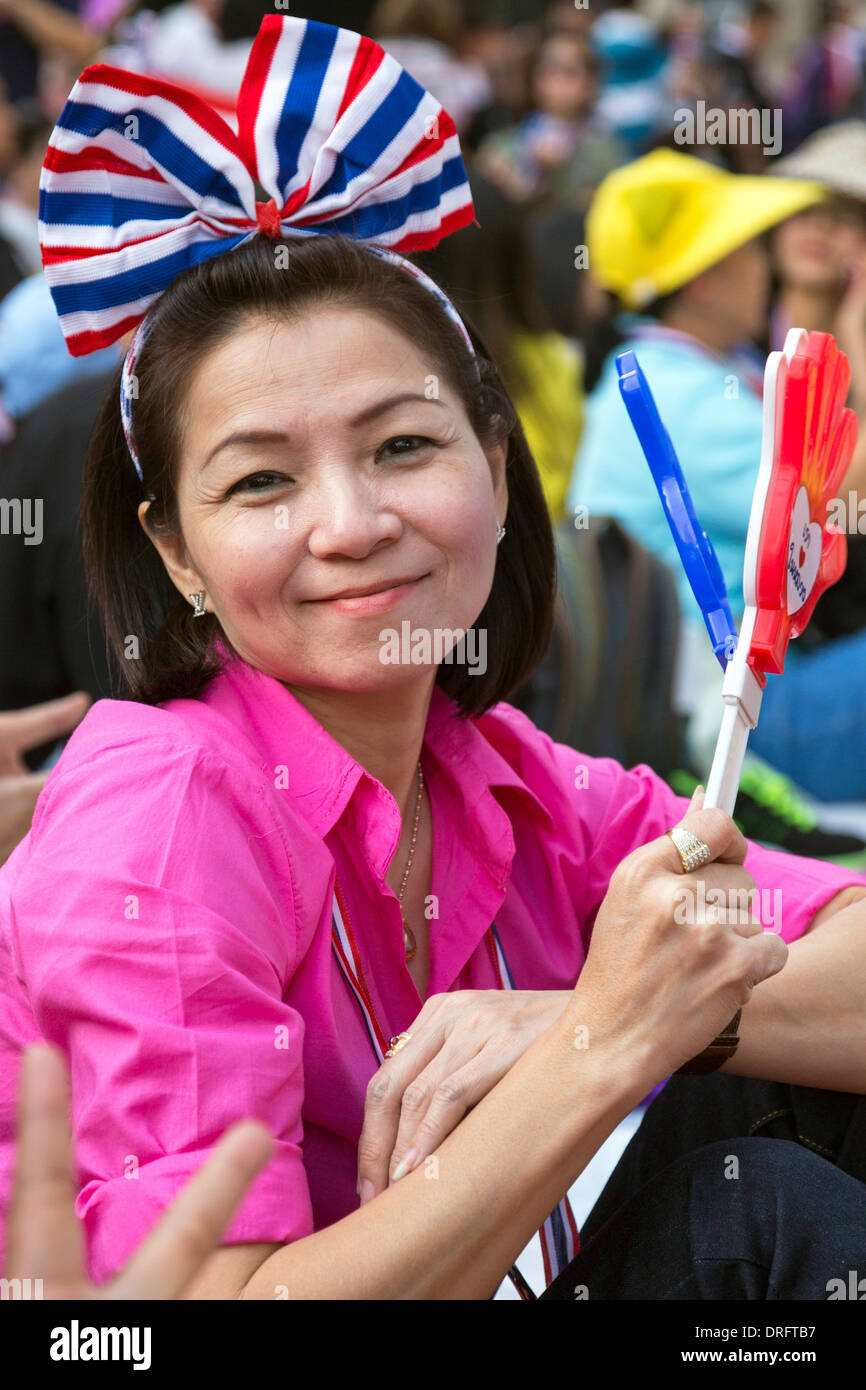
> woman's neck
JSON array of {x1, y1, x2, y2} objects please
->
[{"x1": 285, "y1": 676, "x2": 436, "y2": 823}]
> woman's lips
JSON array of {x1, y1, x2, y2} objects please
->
[{"x1": 314, "y1": 576, "x2": 426, "y2": 614}]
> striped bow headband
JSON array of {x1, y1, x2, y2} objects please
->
[{"x1": 38, "y1": 14, "x2": 477, "y2": 481}]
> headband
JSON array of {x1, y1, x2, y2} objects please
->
[{"x1": 38, "y1": 15, "x2": 477, "y2": 482}]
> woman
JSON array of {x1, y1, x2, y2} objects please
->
[
  {"x1": 475, "y1": 27, "x2": 626, "y2": 210},
  {"x1": 3, "y1": 16, "x2": 866, "y2": 1302}
]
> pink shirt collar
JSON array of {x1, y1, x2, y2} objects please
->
[
  {"x1": 198, "y1": 641, "x2": 551, "y2": 854},
  {"x1": 172, "y1": 644, "x2": 552, "y2": 1000}
]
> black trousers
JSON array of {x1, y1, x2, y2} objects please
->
[{"x1": 539, "y1": 1072, "x2": 866, "y2": 1299}]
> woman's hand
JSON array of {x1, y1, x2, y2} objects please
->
[
  {"x1": 564, "y1": 787, "x2": 789, "y2": 1085},
  {"x1": 5, "y1": 1044, "x2": 273, "y2": 1299},
  {"x1": 356, "y1": 988, "x2": 571, "y2": 1203}
]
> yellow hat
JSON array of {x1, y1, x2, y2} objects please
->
[{"x1": 587, "y1": 149, "x2": 825, "y2": 309}]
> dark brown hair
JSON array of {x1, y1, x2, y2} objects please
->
[{"x1": 81, "y1": 233, "x2": 555, "y2": 718}]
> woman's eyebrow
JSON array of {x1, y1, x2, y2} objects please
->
[
  {"x1": 200, "y1": 393, "x2": 447, "y2": 472},
  {"x1": 349, "y1": 391, "x2": 447, "y2": 427},
  {"x1": 200, "y1": 430, "x2": 290, "y2": 473}
]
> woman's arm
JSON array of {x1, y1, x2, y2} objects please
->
[
  {"x1": 722, "y1": 885, "x2": 866, "y2": 1092},
  {"x1": 195, "y1": 1006, "x2": 652, "y2": 1300},
  {"x1": 189, "y1": 796, "x2": 787, "y2": 1300}
]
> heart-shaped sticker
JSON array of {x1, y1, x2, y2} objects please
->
[{"x1": 786, "y1": 484, "x2": 821, "y2": 614}]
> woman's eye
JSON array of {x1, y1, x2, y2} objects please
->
[
  {"x1": 377, "y1": 435, "x2": 435, "y2": 461},
  {"x1": 226, "y1": 471, "x2": 287, "y2": 496}
]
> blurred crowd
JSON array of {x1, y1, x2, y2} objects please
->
[{"x1": 5, "y1": 0, "x2": 866, "y2": 864}]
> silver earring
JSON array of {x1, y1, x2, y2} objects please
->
[
  {"x1": 496, "y1": 524, "x2": 506, "y2": 545},
  {"x1": 189, "y1": 590, "x2": 207, "y2": 618}
]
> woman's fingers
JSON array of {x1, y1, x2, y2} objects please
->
[
  {"x1": 357, "y1": 1025, "x2": 445, "y2": 1203},
  {"x1": 652, "y1": 784, "x2": 750, "y2": 873},
  {"x1": 112, "y1": 1120, "x2": 273, "y2": 1301},
  {"x1": 387, "y1": 1037, "x2": 490, "y2": 1181},
  {"x1": 669, "y1": 802, "x2": 750, "y2": 869},
  {"x1": 6, "y1": 1044, "x2": 89, "y2": 1293},
  {"x1": 389, "y1": 1047, "x2": 513, "y2": 1184}
]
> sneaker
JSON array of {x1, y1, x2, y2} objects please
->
[{"x1": 668, "y1": 764, "x2": 866, "y2": 867}]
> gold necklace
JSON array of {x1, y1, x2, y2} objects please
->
[{"x1": 397, "y1": 759, "x2": 424, "y2": 962}]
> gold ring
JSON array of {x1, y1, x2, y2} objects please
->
[
  {"x1": 385, "y1": 1032, "x2": 412, "y2": 1058},
  {"x1": 666, "y1": 826, "x2": 712, "y2": 873}
]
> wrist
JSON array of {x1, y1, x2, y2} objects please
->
[
  {"x1": 675, "y1": 1008, "x2": 742, "y2": 1075},
  {"x1": 549, "y1": 1002, "x2": 658, "y2": 1114}
]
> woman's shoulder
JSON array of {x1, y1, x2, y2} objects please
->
[
  {"x1": 28, "y1": 693, "x2": 275, "y2": 845},
  {"x1": 49, "y1": 693, "x2": 263, "y2": 782},
  {"x1": 471, "y1": 698, "x2": 643, "y2": 811}
]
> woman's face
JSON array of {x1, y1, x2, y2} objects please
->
[
  {"x1": 533, "y1": 35, "x2": 595, "y2": 122},
  {"x1": 140, "y1": 307, "x2": 508, "y2": 694},
  {"x1": 773, "y1": 201, "x2": 866, "y2": 294}
]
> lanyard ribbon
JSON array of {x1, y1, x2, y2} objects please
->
[{"x1": 330, "y1": 879, "x2": 579, "y2": 1296}]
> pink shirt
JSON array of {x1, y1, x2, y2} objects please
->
[{"x1": 1, "y1": 653, "x2": 863, "y2": 1282}]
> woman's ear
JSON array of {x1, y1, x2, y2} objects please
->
[
  {"x1": 486, "y1": 436, "x2": 509, "y2": 517},
  {"x1": 137, "y1": 500, "x2": 204, "y2": 604}
]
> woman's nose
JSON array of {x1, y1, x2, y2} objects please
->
[{"x1": 305, "y1": 479, "x2": 402, "y2": 558}]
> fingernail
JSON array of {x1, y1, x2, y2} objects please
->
[
  {"x1": 391, "y1": 1147, "x2": 419, "y2": 1183},
  {"x1": 359, "y1": 1178, "x2": 375, "y2": 1206}
]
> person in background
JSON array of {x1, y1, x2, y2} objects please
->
[
  {"x1": 0, "y1": 79, "x2": 20, "y2": 184},
  {"x1": 663, "y1": 0, "x2": 776, "y2": 176},
  {"x1": 708, "y1": 0, "x2": 779, "y2": 115},
  {"x1": 590, "y1": 0, "x2": 669, "y2": 155},
  {"x1": 0, "y1": 366, "x2": 118, "y2": 771},
  {"x1": 100, "y1": 0, "x2": 259, "y2": 114},
  {"x1": 416, "y1": 172, "x2": 583, "y2": 522},
  {"x1": 370, "y1": 0, "x2": 491, "y2": 134},
  {"x1": 782, "y1": 0, "x2": 866, "y2": 152},
  {"x1": 0, "y1": 0, "x2": 96, "y2": 113},
  {"x1": 458, "y1": 0, "x2": 534, "y2": 153},
  {"x1": 770, "y1": 120, "x2": 866, "y2": 643},
  {"x1": 0, "y1": 82, "x2": 28, "y2": 300},
  {"x1": 0, "y1": 273, "x2": 119, "y2": 433},
  {"x1": 567, "y1": 149, "x2": 866, "y2": 815},
  {"x1": 0, "y1": 695, "x2": 90, "y2": 865},
  {"x1": 0, "y1": 116, "x2": 50, "y2": 281},
  {"x1": 475, "y1": 27, "x2": 627, "y2": 211}
]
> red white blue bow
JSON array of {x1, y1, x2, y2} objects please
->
[{"x1": 38, "y1": 14, "x2": 476, "y2": 358}]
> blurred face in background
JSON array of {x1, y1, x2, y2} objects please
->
[
  {"x1": 773, "y1": 200, "x2": 866, "y2": 295},
  {"x1": 542, "y1": 1, "x2": 595, "y2": 35},
  {"x1": 533, "y1": 34, "x2": 597, "y2": 122},
  {"x1": 681, "y1": 238, "x2": 771, "y2": 345}
]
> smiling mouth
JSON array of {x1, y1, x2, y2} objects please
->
[{"x1": 309, "y1": 573, "x2": 428, "y2": 603}]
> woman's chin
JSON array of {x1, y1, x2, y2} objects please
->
[{"x1": 308, "y1": 659, "x2": 441, "y2": 694}]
